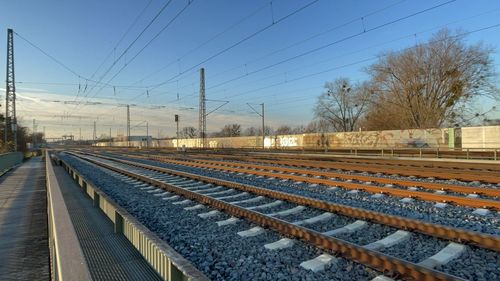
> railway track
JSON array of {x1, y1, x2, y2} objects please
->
[
  {"x1": 110, "y1": 152, "x2": 500, "y2": 211},
  {"x1": 63, "y1": 151, "x2": 499, "y2": 281},
  {"x1": 180, "y1": 152, "x2": 500, "y2": 184}
]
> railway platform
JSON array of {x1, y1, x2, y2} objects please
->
[
  {"x1": 0, "y1": 157, "x2": 49, "y2": 280},
  {"x1": 0, "y1": 155, "x2": 163, "y2": 280}
]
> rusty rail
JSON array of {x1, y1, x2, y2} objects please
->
[
  {"x1": 242, "y1": 153, "x2": 500, "y2": 178},
  {"x1": 77, "y1": 151, "x2": 500, "y2": 252},
  {"x1": 118, "y1": 153, "x2": 500, "y2": 210},
  {"x1": 285, "y1": 154, "x2": 500, "y2": 172},
  {"x1": 193, "y1": 153, "x2": 500, "y2": 184},
  {"x1": 133, "y1": 154, "x2": 500, "y2": 198},
  {"x1": 70, "y1": 152, "x2": 469, "y2": 281}
]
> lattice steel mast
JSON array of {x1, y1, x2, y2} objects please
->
[
  {"x1": 5, "y1": 28, "x2": 17, "y2": 151},
  {"x1": 198, "y1": 68, "x2": 206, "y2": 148}
]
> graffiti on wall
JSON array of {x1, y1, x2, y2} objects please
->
[
  {"x1": 264, "y1": 135, "x2": 300, "y2": 148},
  {"x1": 97, "y1": 127, "x2": 456, "y2": 149}
]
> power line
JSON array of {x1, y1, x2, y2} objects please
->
[
  {"x1": 77, "y1": 0, "x2": 175, "y2": 103},
  {"x1": 206, "y1": 0, "x2": 408, "y2": 82},
  {"x1": 148, "y1": 0, "x2": 322, "y2": 90},
  {"x1": 206, "y1": 0, "x2": 457, "y2": 91},
  {"x1": 14, "y1": 31, "x2": 83, "y2": 78},
  {"x1": 13, "y1": 31, "x2": 146, "y2": 91},
  {"x1": 102, "y1": 0, "x2": 194, "y2": 87},
  {"x1": 82, "y1": 0, "x2": 154, "y2": 96},
  {"x1": 16, "y1": 80, "x2": 149, "y2": 89},
  {"x1": 227, "y1": 23, "x2": 500, "y2": 112},
  {"x1": 205, "y1": 5, "x2": 500, "y2": 104},
  {"x1": 153, "y1": 0, "x2": 407, "y2": 101},
  {"x1": 149, "y1": 0, "x2": 456, "y2": 105},
  {"x1": 132, "y1": 1, "x2": 270, "y2": 85},
  {"x1": 98, "y1": 0, "x2": 320, "y2": 106},
  {"x1": 75, "y1": 0, "x2": 194, "y2": 112}
]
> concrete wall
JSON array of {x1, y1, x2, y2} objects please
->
[
  {"x1": 461, "y1": 126, "x2": 500, "y2": 149},
  {"x1": 95, "y1": 126, "x2": 500, "y2": 150}
]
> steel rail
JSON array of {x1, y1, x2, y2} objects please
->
[
  {"x1": 193, "y1": 153, "x2": 500, "y2": 184},
  {"x1": 127, "y1": 154, "x2": 500, "y2": 198},
  {"x1": 284, "y1": 154, "x2": 500, "y2": 172},
  {"x1": 75, "y1": 151, "x2": 500, "y2": 252},
  {"x1": 115, "y1": 153, "x2": 500, "y2": 210},
  {"x1": 242, "y1": 153, "x2": 500, "y2": 178},
  {"x1": 286, "y1": 156, "x2": 500, "y2": 177},
  {"x1": 70, "y1": 152, "x2": 467, "y2": 281}
]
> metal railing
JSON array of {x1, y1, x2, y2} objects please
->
[{"x1": 46, "y1": 152, "x2": 92, "y2": 281}]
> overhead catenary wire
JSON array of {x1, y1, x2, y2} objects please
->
[
  {"x1": 14, "y1": 31, "x2": 84, "y2": 78},
  {"x1": 145, "y1": 0, "x2": 322, "y2": 91},
  {"x1": 86, "y1": 0, "x2": 154, "y2": 85},
  {"x1": 217, "y1": 23, "x2": 500, "y2": 104},
  {"x1": 76, "y1": 0, "x2": 175, "y2": 104},
  {"x1": 95, "y1": 0, "x2": 195, "y2": 90},
  {"x1": 132, "y1": 1, "x2": 270, "y2": 85},
  {"x1": 15, "y1": 80, "x2": 150, "y2": 89},
  {"x1": 13, "y1": 32, "x2": 153, "y2": 92},
  {"x1": 144, "y1": 0, "x2": 457, "y2": 105},
  {"x1": 14, "y1": 1, "x2": 500, "y2": 134},
  {"x1": 118, "y1": 0, "x2": 322, "y2": 104},
  {"x1": 205, "y1": 0, "x2": 457, "y2": 91},
  {"x1": 74, "y1": 0, "x2": 195, "y2": 113},
  {"x1": 212, "y1": 5, "x2": 500, "y2": 104},
  {"x1": 205, "y1": 0, "x2": 409, "y2": 82}
]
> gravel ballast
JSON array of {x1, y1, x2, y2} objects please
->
[{"x1": 60, "y1": 154, "x2": 380, "y2": 281}]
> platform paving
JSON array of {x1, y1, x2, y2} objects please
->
[{"x1": 0, "y1": 157, "x2": 50, "y2": 281}]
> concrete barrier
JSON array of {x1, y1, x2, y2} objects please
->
[
  {"x1": 95, "y1": 125, "x2": 500, "y2": 152},
  {"x1": 46, "y1": 153, "x2": 92, "y2": 281},
  {"x1": 0, "y1": 152, "x2": 23, "y2": 175},
  {"x1": 57, "y1": 155, "x2": 209, "y2": 281}
]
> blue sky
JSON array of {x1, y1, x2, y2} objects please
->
[{"x1": 1, "y1": 0, "x2": 500, "y2": 139}]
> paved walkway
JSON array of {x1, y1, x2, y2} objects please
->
[{"x1": 0, "y1": 157, "x2": 50, "y2": 280}]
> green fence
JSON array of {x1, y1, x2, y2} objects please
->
[{"x1": 0, "y1": 152, "x2": 23, "y2": 175}]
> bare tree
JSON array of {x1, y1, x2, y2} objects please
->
[
  {"x1": 292, "y1": 125, "x2": 306, "y2": 134},
  {"x1": 243, "y1": 127, "x2": 258, "y2": 136},
  {"x1": 215, "y1": 124, "x2": 241, "y2": 137},
  {"x1": 179, "y1": 126, "x2": 197, "y2": 138},
  {"x1": 275, "y1": 125, "x2": 293, "y2": 135},
  {"x1": 259, "y1": 125, "x2": 273, "y2": 136},
  {"x1": 365, "y1": 29, "x2": 498, "y2": 129},
  {"x1": 314, "y1": 78, "x2": 372, "y2": 132},
  {"x1": 244, "y1": 126, "x2": 274, "y2": 136}
]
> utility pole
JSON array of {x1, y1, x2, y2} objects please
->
[
  {"x1": 5, "y1": 28, "x2": 17, "y2": 151},
  {"x1": 198, "y1": 68, "x2": 206, "y2": 149},
  {"x1": 93, "y1": 121, "x2": 96, "y2": 145},
  {"x1": 175, "y1": 114, "x2": 179, "y2": 150},
  {"x1": 126, "y1": 104, "x2": 130, "y2": 147},
  {"x1": 109, "y1": 127, "x2": 112, "y2": 146},
  {"x1": 32, "y1": 119, "x2": 36, "y2": 149},
  {"x1": 79, "y1": 127, "x2": 81, "y2": 144},
  {"x1": 146, "y1": 121, "x2": 149, "y2": 148},
  {"x1": 261, "y1": 103, "x2": 265, "y2": 149},
  {"x1": 247, "y1": 102, "x2": 265, "y2": 149},
  {"x1": 43, "y1": 126, "x2": 46, "y2": 145}
]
